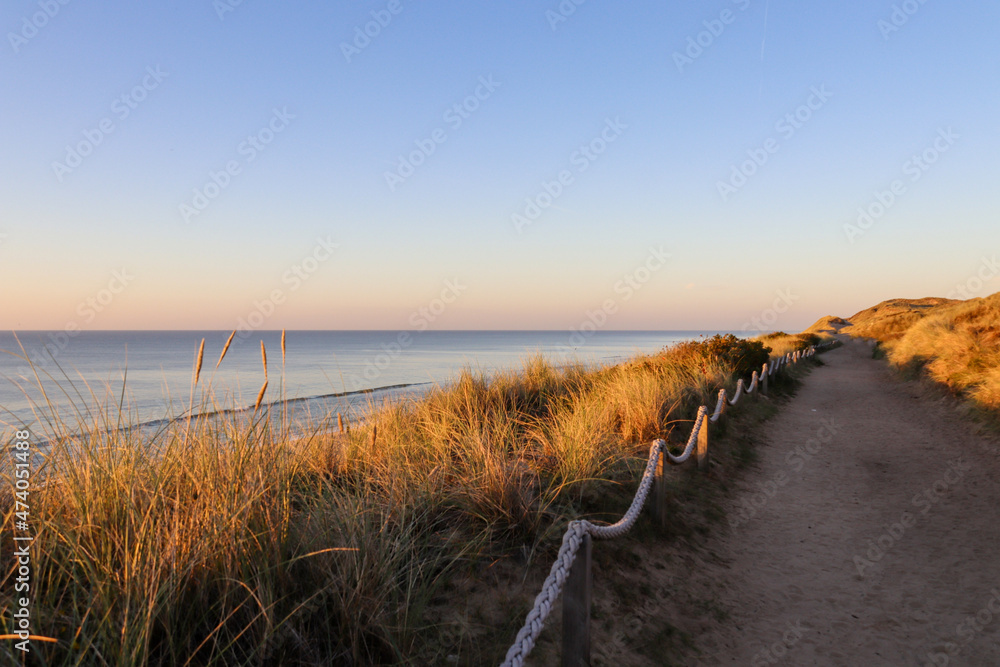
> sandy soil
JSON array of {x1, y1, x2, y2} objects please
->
[{"x1": 684, "y1": 337, "x2": 1000, "y2": 666}]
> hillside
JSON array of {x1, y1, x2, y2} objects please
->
[
  {"x1": 803, "y1": 315, "x2": 851, "y2": 336},
  {"x1": 841, "y1": 296, "x2": 959, "y2": 340},
  {"x1": 804, "y1": 296, "x2": 959, "y2": 341},
  {"x1": 811, "y1": 291, "x2": 1000, "y2": 424},
  {"x1": 888, "y1": 292, "x2": 1000, "y2": 414}
]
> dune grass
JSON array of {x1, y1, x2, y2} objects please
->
[
  {"x1": 886, "y1": 292, "x2": 1000, "y2": 420},
  {"x1": 2, "y1": 333, "x2": 786, "y2": 665},
  {"x1": 837, "y1": 297, "x2": 957, "y2": 342},
  {"x1": 844, "y1": 310, "x2": 927, "y2": 341},
  {"x1": 754, "y1": 331, "x2": 825, "y2": 359}
]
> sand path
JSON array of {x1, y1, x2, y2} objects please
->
[{"x1": 694, "y1": 337, "x2": 1000, "y2": 666}]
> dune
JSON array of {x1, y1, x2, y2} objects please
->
[
  {"x1": 814, "y1": 291, "x2": 1000, "y2": 421},
  {"x1": 833, "y1": 296, "x2": 959, "y2": 341}
]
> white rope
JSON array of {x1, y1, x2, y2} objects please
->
[
  {"x1": 587, "y1": 439, "x2": 662, "y2": 539},
  {"x1": 500, "y1": 520, "x2": 590, "y2": 667},
  {"x1": 500, "y1": 346, "x2": 821, "y2": 666},
  {"x1": 665, "y1": 406, "x2": 708, "y2": 465},
  {"x1": 709, "y1": 388, "x2": 727, "y2": 422},
  {"x1": 501, "y1": 440, "x2": 665, "y2": 666},
  {"x1": 728, "y1": 378, "x2": 744, "y2": 405}
]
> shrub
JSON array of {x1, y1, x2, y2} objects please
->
[{"x1": 667, "y1": 334, "x2": 771, "y2": 381}]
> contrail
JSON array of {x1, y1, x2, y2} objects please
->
[{"x1": 758, "y1": 0, "x2": 770, "y2": 100}]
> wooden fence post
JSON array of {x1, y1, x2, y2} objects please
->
[
  {"x1": 651, "y1": 443, "x2": 667, "y2": 528},
  {"x1": 697, "y1": 421, "x2": 709, "y2": 470},
  {"x1": 563, "y1": 533, "x2": 592, "y2": 667}
]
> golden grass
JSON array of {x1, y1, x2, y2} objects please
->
[
  {"x1": 838, "y1": 296, "x2": 958, "y2": 342},
  {"x1": 843, "y1": 310, "x2": 927, "y2": 341},
  {"x1": 886, "y1": 292, "x2": 1000, "y2": 413},
  {"x1": 803, "y1": 315, "x2": 851, "y2": 336},
  {"x1": 753, "y1": 331, "x2": 824, "y2": 359},
  {"x1": 0, "y1": 334, "x2": 791, "y2": 665}
]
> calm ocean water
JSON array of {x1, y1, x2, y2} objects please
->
[{"x1": 0, "y1": 330, "x2": 733, "y2": 436}]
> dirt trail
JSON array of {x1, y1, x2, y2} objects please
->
[{"x1": 691, "y1": 338, "x2": 1000, "y2": 666}]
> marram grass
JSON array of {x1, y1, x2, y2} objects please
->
[
  {"x1": 887, "y1": 292, "x2": 1000, "y2": 416},
  {"x1": 0, "y1": 333, "x2": 807, "y2": 665}
]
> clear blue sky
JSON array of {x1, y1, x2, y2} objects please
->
[{"x1": 2, "y1": 0, "x2": 997, "y2": 331}]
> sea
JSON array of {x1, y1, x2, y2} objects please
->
[{"x1": 0, "y1": 330, "x2": 736, "y2": 439}]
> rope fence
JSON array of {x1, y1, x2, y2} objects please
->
[{"x1": 500, "y1": 341, "x2": 836, "y2": 667}]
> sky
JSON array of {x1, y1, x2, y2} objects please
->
[{"x1": 1, "y1": 0, "x2": 998, "y2": 332}]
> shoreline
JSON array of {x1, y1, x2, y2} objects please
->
[
  {"x1": 1, "y1": 350, "x2": 658, "y2": 443},
  {"x1": 0, "y1": 330, "x2": 702, "y2": 432}
]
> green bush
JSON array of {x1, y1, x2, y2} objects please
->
[
  {"x1": 668, "y1": 334, "x2": 771, "y2": 381},
  {"x1": 797, "y1": 332, "x2": 822, "y2": 347}
]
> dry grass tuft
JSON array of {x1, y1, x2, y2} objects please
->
[
  {"x1": 193, "y1": 338, "x2": 205, "y2": 387},
  {"x1": 887, "y1": 291, "x2": 1000, "y2": 413},
  {"x1": 216, "y1": 330, "x2": 236, "y2": 370}
]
